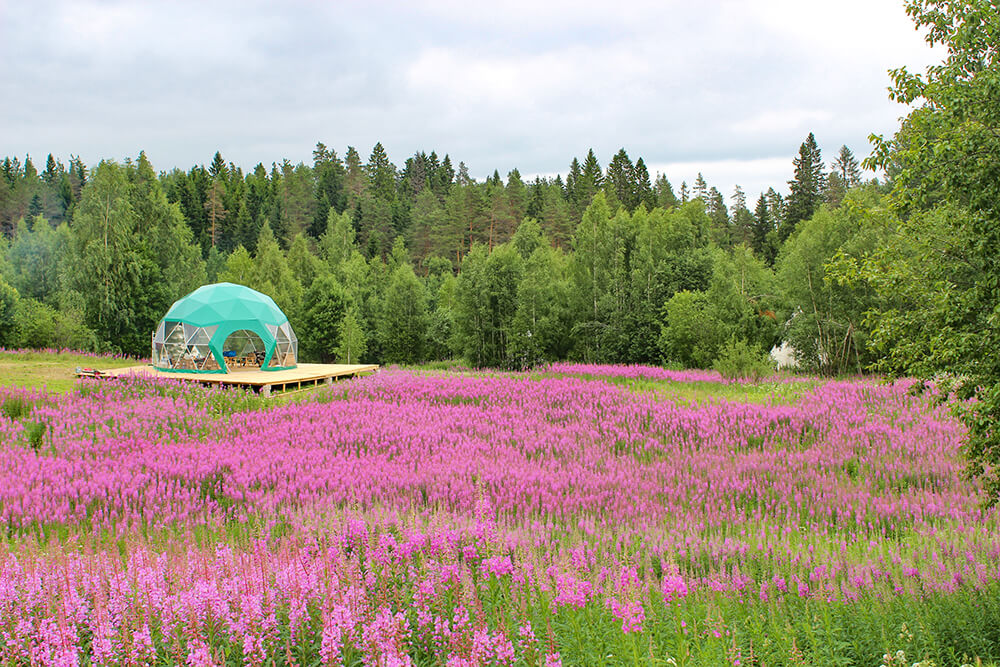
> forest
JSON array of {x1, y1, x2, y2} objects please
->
[{"x1": 0, "y1": 134, "x2": 882, "y2": 377}]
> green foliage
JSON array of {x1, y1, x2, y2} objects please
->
[
  {"x1": 778, "y1": 188, "x2": 891, "y2": 374},
  {"x1": 509, "y1": 245, "x2": 573, "y2": 368},
  {"x1": 0, "y1": 276, "x2": 18, "y2": 347},
  {"x1": 712, "y1": 337, "x2": 775, "y2": 382},
  {"x1": 6, "y1": 218, "x2": 68, "y2": 305},
  {"x1": 335, "y1": 306, "x2": 367, "y2": 365},
  {"x1": 286, "y1": 233, "x2": 324, "y2": 288},
  {"x1": 12, "y1": 298, "x2": 98, "y2": 351},
  {"x1": 378, "y1": 263, "x2": 428, "y2": 364},
  {"x1": 659, "y1": 290, "x2": 726, "y2": 369},
  {"x1": 299, "y1": 273, "x2": 347, "y2": 362},
  {"x1": 510, "y1": 217, "x2": 544, "y2": 258},
  {"x1": 251, "y1": 221, "x2": 304, "y2": 325},
  {"x1": 426, "y1": 274, "x2": 458, "y2": 361},
  {"x1": 67, "y1": 160, "x2": 170, "y2": 355},
  {"x1": 319, "y1": 208, "x2": 356, "y2": 268},
  {"x1": 782, "y1": 132, "x2": 825, "y2": 241},
  {"x1": 857, "y1": 0, "x2": 1000, "y2": 502},
  {"x1": 454, "y1": 243, "x2": 523, "y2": 368},
  {"x1": 706, "y1": 244, "x2": 780, "y2": 354}
]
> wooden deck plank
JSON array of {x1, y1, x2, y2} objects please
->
[{"x1": 86, "y1": 363, "x2": 379, "y2": 388}]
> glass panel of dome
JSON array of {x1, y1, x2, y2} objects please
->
[
  {"x1": 182, "y1": 323, "x2": 199, "y2": 344},
  {"x1": 201, "y1": 352, "x2": 221, "y2": 371},
  {"x1": 188, "y1": 327, "x2": 211, "y2": 347},
  {"x1": 165, "y1": 322, "x2": 185, "y2": 345}
]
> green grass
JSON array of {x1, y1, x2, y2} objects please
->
[
  {"x1": 0, "y1": 351, "x2": 139, "y2": 392},
  {"x1": 620, "y1": 376, "x2": 817, "y2": 405},
  {"x1": 400, "y1": 361, "x2": 819, "y2": 405},
  {"x1": 547, "y1": 373, "x2": 819, "y2": 405}
]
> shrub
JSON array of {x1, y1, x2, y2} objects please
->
[{"x1": 713, "y1": 336, "x2": 775, "y2": 382}]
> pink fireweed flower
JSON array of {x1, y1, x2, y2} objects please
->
[
  {"x1": 662, "y1": 574, "x2": 689, "y2": 602},
  {"x1": 606, "y1": 597, "x2": 645, "y2": 634},
  {"x1": 552, "y1": 573, "x2": 594, "y2": 610}
]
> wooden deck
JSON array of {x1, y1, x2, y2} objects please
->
[{"x1": 88, "y1": 363, "x2": 379, "y2": 395}]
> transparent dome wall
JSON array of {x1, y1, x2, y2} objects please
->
[
  {"x1": 152, "y1": 322, "x2": 220, "y2": 371},
  {"x1": 266, "y1": 322, "x2": 298, "y2": 369}
]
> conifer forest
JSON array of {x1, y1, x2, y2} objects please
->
[{"x1": 0, "y1": 136, "x2": 870, "y2": 375}]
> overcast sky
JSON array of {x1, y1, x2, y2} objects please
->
[{"x1": 2, "y1": 1, "x2": 941, "y2": 200}]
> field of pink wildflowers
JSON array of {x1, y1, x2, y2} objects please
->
[{"x1": 0, "y1": 365, "x2": 998, "y2": 666}]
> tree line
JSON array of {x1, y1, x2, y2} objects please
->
[{"x1": 0, "y1": 137, "x2": 877, "y2": 375}]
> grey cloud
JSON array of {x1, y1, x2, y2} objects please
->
[{"x1": 1, "y1": 0, "x2": 934, "y2": 198}]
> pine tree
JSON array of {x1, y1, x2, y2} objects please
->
[
  {"x1": 436, "y1": 155, "x2": 455, "y2": 196},
  {"x1": 456, "y1": 161, "x2": 473, "y2": 186},
  {"x1": 566, "y1": 158, "x2": 582, "y2": 210},
  {"x1": 312, "y1": 142, "x2": 346, "y2": 235},
  {"x1": 203, "y1": 180, "x2": 226, "y2": 248},
  {"x1": 42, "y1": 154, "x2": 59, "y2": 186},
  {"x1": 526, "y1": 177, "x2": 545, "y2": 220},
  {"x1": 344, "y1": 146, "x2": 366, "y2": 210}
]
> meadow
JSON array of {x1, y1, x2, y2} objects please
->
[{"x1": 0, "y1": 357, "x2": 998, "y2": 666}]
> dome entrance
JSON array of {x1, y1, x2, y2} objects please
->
[{"x1": 222, "y1": 329, "x2": 266, "y2": 371}]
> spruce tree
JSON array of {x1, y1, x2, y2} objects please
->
[
  {"x1": 832, "y1": 145, "x2": 862, "y2": 188},
  {"x1": 579, "y1": 149, "x2": 603, "y2": 206},
  {"x1": 654, "y1": 174, "x2": 678, "y2": 209},
  {"x1": 692, "y1": 173, "x2": 708, "y2": 201},
  {"x1": 752, "y1": 194, "x2": 772, "y2": 259},
  {"x1": 781, "y1": 132, "x2": 825, "y2": 241},
  {"x1": 633, "y1": 158, "x2": 655, "y2": 211},
  {"x1": 730, "y1": 185, "x2": 754, "y2": 247},
  {"x1": 605, "y1": 148, "x2": 636, "y2": 211}
]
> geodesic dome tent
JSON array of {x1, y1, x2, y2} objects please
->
[{"x1": 151, "y1": 283, "x2": 298, "y2": 374}]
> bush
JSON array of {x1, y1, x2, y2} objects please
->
[
  {"x1": 659, "y1": 290, "x2": 726, "y2": 369},
  {"x1": 713, "y1": 336, "x2": 775, "y2": 382},
  {"x1": 13, "y1": 298, "x2": 99, "y2": 352}
]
